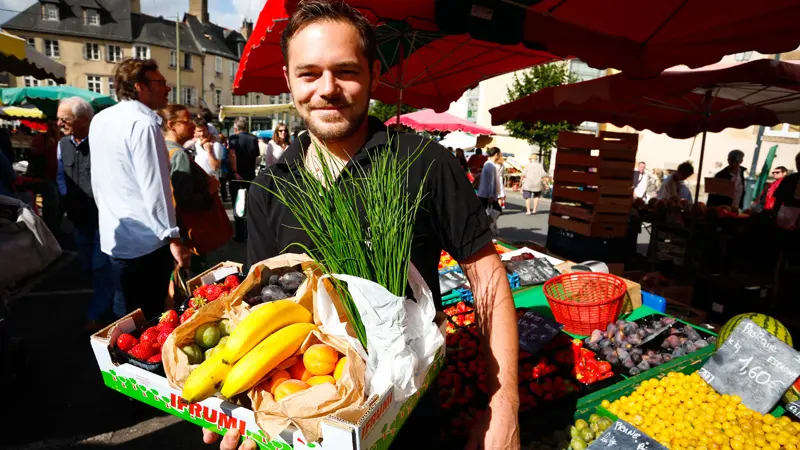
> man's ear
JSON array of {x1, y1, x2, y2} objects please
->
[{"x1": 370, "y1": 59, "x2": 381, "y2": 94}]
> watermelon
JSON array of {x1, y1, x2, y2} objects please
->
[
  {"x1": 716, "y1": 313, "x2": 793, "y2": 350},
  {"x1": 784, "y1": 378, "x2": 800, "y2": 405}
]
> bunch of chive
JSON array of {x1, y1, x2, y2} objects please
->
[{"x1": 265, "y1": 140, "x2": 428, "y2": 350}]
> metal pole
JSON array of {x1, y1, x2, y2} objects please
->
[
  {"x1": 745, "y1": 53, "x2": 782, "y2": 207},
  {"x1": 176, "y1": 14, "x2": 181, "y2": 104},
  {"x1": 695, "y1": 129, "x2": 708, "y2": 202}
]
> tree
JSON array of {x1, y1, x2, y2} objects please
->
[
  {"x1": 369, "y1": 100, "x2": 417, "y2": 124},
  {"x1": 504, "y1": 63, "x2": 579, "y2": 169}
]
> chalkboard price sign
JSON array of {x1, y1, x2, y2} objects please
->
[
  {"x1": 505, "y1": 258, "x2": 559, "y2": 286},
  {"x1": 787, "y1": 400, "x2": 800, "y2": 419},
  {"x1": 517, "y1": 310, "x2": 562, "y2": 355},
  {"x1": 698, "y1": 318, "x2": 800, "y2": 414},
  {"x1": 587, "y1": 419, "x2": 667, "y2": 450}
]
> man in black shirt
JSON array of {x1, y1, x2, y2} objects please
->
[{"x1": 227, "y1": 117, "x2": 259, "y2": 241}]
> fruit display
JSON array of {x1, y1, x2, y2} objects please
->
[
  {"x1": 584, "y1": 317, "x2": 715, "y2": 377},
  {"x1": 635, "y1": 198, "x2": 753, "y2": 227},
  {"x1": 181, "y1": 275, "x2": 243, "y2": 323},
  {"x1": 114, "y1": 309, "x2": 183, "y2": 365},
  {"x1": 444, "y1": 301, "x2": 475, "y2": 333},
  {"x1": 180, "y1": 299, "x2": 315, "y2": 403},
  {"x1": 716, "y1": 313, "x2": 792, "y2": 350},
  {"x1": 241, "y1": 267, "x2": 307, "y2": 306},
  {"x1": 438, "y1": 250, "x2": 459, "y2": 272},
  {"x1": 249, "y1": 343, "x2": 347, "y2": 403},
  {"x1": 604, "y1": 371, "x2": 800, "y2": 449},
  {"x1": 527, "y1": 414, "x2": 614, "y2": 450},
  {"x1": 570, "y1": 340, "x2": 614, "y2": 385}
]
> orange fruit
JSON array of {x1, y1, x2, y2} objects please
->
[
  {"x1": 333, "y1": 357, "x2": 348, "y2": 381},
  {"x1": 306, "y1": 375, "x2": 336, "y2": 386},
  {"x1": 277, "y1": 356, "x2": 299, "y2": 371},
  {"x1": 303, "y1": 344, "x2": 339, "y2": 376},
  {"x1": 265, "y1": 370, "x2": 292, "y2": 395},
  {"x1": 273, "y1": 379, "x2": 309, "y2": 402},
  {"x1": 288, "y1": 360, "x2": 313, "y2": 381}
]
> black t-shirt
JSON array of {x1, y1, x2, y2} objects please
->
[
  {"x1": 245, "y1": 116, "x2": 492, "y2": 307},
  {"x1": 229, "y1": 132, "x2": 259, "y2": 181},
  {"x1": 774, "y1": 172, "x2": 800, "y2": 209}
]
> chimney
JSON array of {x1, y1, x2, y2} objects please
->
[
  {"x1": 240, "y1": 19, "x2": 253, "y2": 39},
  {"x1": 130, "y1": 0, "x2": 140, "y2": 14},
  {"x1": 189, "y1": 0, "x2": 208, "y2": 23}
]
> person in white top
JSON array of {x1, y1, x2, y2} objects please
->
[
  {"x1": 495, "y1": 151, "x2": 506, "y2": 203},
  {"x1": 521, "y1": 154, "x2": 546, "y2": 214},
  {"x1": 477, "y1": 147, "x2": 503, "y2": 207},
  {"x1": 88, "y1": 58, "x2": 190, "y2": 320},
  {"x1": 633, "y1": 161, "x2": 649, "y2": 199},
  {"x1": 192, "y1": 116, "x2": 223, "y2": 178},
  {"x1": 265, "y1": 122, "x2": 290, "y2": 166}
]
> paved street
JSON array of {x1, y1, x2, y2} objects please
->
[{"x1": 2, "y1": 191, "x2": 649, "y2": 449}]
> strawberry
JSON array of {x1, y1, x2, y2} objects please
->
[
  {"x1": 204, "y1": 284, "x2": 225, "y2": 302},
  {"x1": 159, "y1": 310, "x2": 179, "y2": 329},
  {"x1": 188, "y1": 297, "x2": 206, "y2": 309},
  {"x1": 139, "y1": 327, "x2": 160, "y2": 345},
  {"x1": 116, "y1": 333, "x2": 138, "y2": 352},
  {"x1": 128, "y1": 342, "x2": 155, "y2": 360},
  {"x1": 156, "y1": 327, "x2": 174, "y2": 346},
  {"x1": 223, "y1": 275, "x2": 240, "y2": 290},
  {"x1": 180, "y1": 308, "x2": 196, "y2": 324},
  {"x1": 192, "y1": 284, "x2": 210, "y2": 299},
  {"x1": 146, "y1": 353, "x2": 162, "y2": 363}
]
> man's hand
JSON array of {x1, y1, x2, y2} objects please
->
[
  {"x1": 202, "y1": 428, "x2": 256, "y2": 450},
  {"x1": 466, "y1": 400, "x2": 520, "y2": 450},
  {"x1": 208, "y1": 176, "x2": 221, "y2": 194},
  {"x1": 169, "y1": 239, "x2": 190, "y2": 268}
]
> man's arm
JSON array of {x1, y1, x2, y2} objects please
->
[
  {"x1": 228, "y1": 147, "x2": 240, "y2": 179},
  {"x1": 460, "y1": 243, "x2": 520, "y2": 450}
]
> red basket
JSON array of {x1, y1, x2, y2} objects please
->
[{"x1": 543, "y1": 272, "x2": 628, "y2": 336}]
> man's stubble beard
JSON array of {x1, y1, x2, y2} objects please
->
[{"x1": 304, "y1": 105, "x2": 369, "y2": 144}]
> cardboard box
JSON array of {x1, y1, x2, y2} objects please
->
[
  {"x1": 704, "y1": 177, "x2": 734, "y2": 197},
  {"x1": 91, "y1": 310, "x2": 446, "y2": 450},
  {"x1": 187, "y1": 261, "x2": 244, "y2": 293}
]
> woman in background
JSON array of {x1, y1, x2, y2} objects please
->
[{"x1": 265, "y1": 122, "x2": 290, "y2": 166}]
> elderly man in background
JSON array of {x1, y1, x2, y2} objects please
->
[
  {"x1": 89, "y1": 58, "x2": 190, "y2": 319},
  {"x1": 521, "y1": 154, "x2": 546, "y2": 215},
  {"x1": 56, "y1": 97, "x2": 114, "y2": 331},
  {"x1": 707, "y1": 149, "x2": 747, "y2": 208}
]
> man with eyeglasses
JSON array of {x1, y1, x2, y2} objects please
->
[
  {"x1": 88, "y1": 58, "x2": 190, "y2": 320},
  {"x1": 754, "y1": 166, "x2": 788, "y2": 211}
]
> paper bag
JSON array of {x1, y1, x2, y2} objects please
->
[
  {"x1": 244, "y1": 253, "x2": 318, "y2": 313},
  {"x1": 249, "y1": 331, "x2": 367, "y2": 443},
  {"x1": 314, "y1": 264, "x2": 444, "y2": 402}
]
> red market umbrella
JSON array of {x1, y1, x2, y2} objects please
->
[
  {"x1": 434, "y1": 0, "x2": 800, "y2": 78},
  {"x1": 489, "y1": 59, "x2": 800, "y2": 200},
  {"x1": 234, "y1": 0, "x2": 559, "y2": 114},
  {"x1": 384, "y1": 109, "x2": 494, "y2": 134}
]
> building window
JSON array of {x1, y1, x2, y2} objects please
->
[
  {"x1": 215, "y1": 56, "x2": 223, "y2": 76},
  {"x1": 255, "y1": 94, "x2": 260, "y2": 104},
  {"x1": 182, "y1": 87, "x2": 196, "y2": 106},
  {"x1": 107, "y1": 45, "x2": 122, "y2": 62},
  {"x1": 215, "y1": 89, "x2": 221, "y2": 106},
  {"x1": 87, "y1": 76, "x2": 102, "y2": 93},
  {"x1": 765, "y1": 123, "x2": 800, "y2": 139},
  {"x1": 169, "y1": 50, "x2": 177, "y2": 68},
  {"x1": 24, "y1": 76, "x2": 40, "y2": 87},
  {"x1": 84, "y1": 8, "x2": 100, "y2": 25},
  {"x1": 183, "y1": 53, "x2": 192, "y2": 70},
  {"x1": 84, "y1": 43, "x2": 100, "y2": 61},
  {"x1": 168, "y1": 86, "x2": 176, "y2": 104},
  {"x1": 108, "y1": 77, "x2": 117, "y2": 101},
  {"x1": 46, "y1": 79, "x2": 58, "y2": 86},
  {"x1": 134, "y1": 45, "x2": 150, "y2": 60},
  {"x1": 44, "y1": 40, "x2": 59, "y2": 59},
  {"x1": 26, "y1": 37, "x2": 36, "y2": 48},
  {"x1": 43, "y1": 3, "x2": 59, "y2": 21},
  {"x1": 230, "y1": 61, "x2": 238, "y2": 78}
]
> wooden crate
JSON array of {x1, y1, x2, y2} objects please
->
[{"x1": 549, "y1": 131, "x2": 637, "y2": 238}]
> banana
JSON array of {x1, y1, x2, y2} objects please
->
[
  {"x1": 219, "y1": 299, "x2": 312, "y2": 365},
  {"x1": 220, "y1": 323, "x2": 317, "y2": 398},
  {"x1": 181, "y1": 352, "x2": 232, "y2": 403}
]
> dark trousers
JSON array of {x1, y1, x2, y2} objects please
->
[
  {"x1": 230, "y1": 178, "x2": 251, "y2": 241},
  {"x1": 73, "y1": 225, "x2": 114, "y2": 321},
  {"x1": 109, "y1": 244, "x2": 174, "y2": 320}
]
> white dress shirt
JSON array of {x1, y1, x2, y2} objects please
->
[
  {"x1": 265, "y1": 140, "x2": 287, "y2": 166},
  {"x1": 89, "y1": 100, "x2": 179, "y2": 259},
  {"x1": 194, "y1": 141, "x2": 224, "y2": 178}
]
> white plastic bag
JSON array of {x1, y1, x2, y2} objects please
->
[
  {"x1": 234, "y1": 188, "x2": 247, "y2": 218},
  {"x1": 314, "y1": 264, "x2": 444, "y2": 402}
]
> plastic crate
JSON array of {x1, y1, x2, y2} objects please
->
[
  {"x1": 438, "y1": 265, "x2": 463, "y2": 275},
  {"x1": 455, "y1": 287, "x2": 474, "y2": 304},
  {"x1": 441, "y1": 290, "x2": 463, "y2": 307},
  {"x1": 507, "y1": 272, "x2": 521, "y2": 289}
]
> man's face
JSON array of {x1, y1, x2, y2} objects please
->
[
  {"x1": 171, "y1": 110, "x2": 195, "y2": 143},
  {"x1": 728, "y1": 154, "x2": 743, "y2": 171},
  {"x1": 194, "y1": 125, "x2": 209, "y2": 141},
  {"x1": 638, "y1": 162, "x2": 646, "y2": 173},
  {"x1": 136, "y1": 70, "x2": 170, "y2": 110},
  {"x1": 56, "y1": 104, "x2": 89, "y2": 138},
  {"x1": 283, "y1": 20, "x2": 380, "y2": 143},
  {"x1": 772, "y1": 169, "x2": 787, "y2": 180}
]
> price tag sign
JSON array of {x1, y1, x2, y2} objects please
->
[
  {"x1": 505, "y1": 259, "x2": 559, "y2": 286},
  {"x1": 698, "y1": 318, "x2": 800, "y2": 414},
  {"x1": 517, "y1": 310, "x2": 562, "y2": 355},
  {"x1": 787, "y1": 400, "x2": 800, "y2": 419},
  {"x1": 587, "y1": 419, "x2": 667, "y2": 450}
]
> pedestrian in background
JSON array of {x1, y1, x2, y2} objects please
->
[
  {"x1": 521, "y1": 154, "x2": 546, "y2": 215},
  {"x1": 633, "y1": 161, "x2": 649, "y2": 199},
  {"x1": 227, "y1": 117, "x2": 259, "y2": 242},
  {"x1": 192, "y1": 116, "x2": 223, "y2": 179},
  {"x1": 89, "y1": 58, "x2": 190, "y2": 320},
  {"x1": 56, "y1": 97, "x2": 114, "y2": 331},
  {"x1": 658, "y1": 162, "x2": 695, "y2": 203},
  {"x1": 265, "y1": 122, "x2": 290, "y2": 166},
  {"x1": 707, "y1": 149, "x2": 747, "y2": 208}
]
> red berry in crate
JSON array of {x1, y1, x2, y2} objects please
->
[
  {"x1": 146, "y1": 353, "x2": 162, "y2": 363},
  {"x1": 156, "y1": 327, "x2": 174, "y2": 346},
  {"x1": 204, "y1": 284, "x2": 225, "y2": 302},
  {"x1": 188, "y1": 297, "x2": 206, "y2": 309},
  {"x1": 192, "y1": 284, "x2": 209, "y2": 299},
  {"x1": 140, "y1": 327, "x2": 160, "y2": 345},
  {"x1": 116, "y1": 333, "x2": 138, "y2": 352},
  {"x1": 223, "y1": 275, "x2": 240, "y2": 290},
  {"x1": 180, "y1": 308, "x2": 196, "y2": 324},
  {"x1": 128, "y1": 342, "x2": 155, "y2": 360},
  {"x1": 159, "y1": 310, "x2": 179, "y2": 329}
]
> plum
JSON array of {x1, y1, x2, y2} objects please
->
[
  {"x1": 650, "y1": 354, "x2": 664, "y2": 366},
  {"x1": 244, "y1": 295, "x2": 264, "y2": 306},
  {"x1": 695, "y1": 339, "x2": 709, "y2": 348},
  {"x1": 637, "y1": 360, "x2": 651, "y2": 372},
  {"x1": 607, "y1": 353, "x2": 620, "y2": 365},
  {"x1": 268, "y1": 274, "x2": 280, "y2": 286},
  {"x1": 621, "y1": 357, "x2": 635, "y2": 369},
  {"x1": 629, "y1": 367, "x2": 641, "y2": 376},
  {"x1": 684, "y1": 343, "x2": 698, "y2": 354},
  {"x1": 637, "y1": 329, "x2": 648, "y2": 339},
  {"x1": 684, "y1": 326, "x2": 701, "y2": 341},
  {"x1": 617, "y1": 348, "x2": 630, "y2": 360},
  {"x1": 615, "y1": 330, "x2": 626, "y2": 343},
  {"x1": 599, "y1": 339, "x2": 613, "y2": 349},
  {"x1": 663, "y1": 335, "x2": 682, "y2": 349},
  {"x1": 626, "y1": 335, "x2": 643, "y2": 346},
  {"x1": 662, "y1": 354, "x2": 673, "y2": 363},
  {"x1": 589, "y1": 329, "x2": 604, "y2": 345},
  {"x1": 672, "y1": 348, "x2": 686, "y2": 358},
  {"x1": 623, "y1": 322, "x2": 638, "y2": 335},
  {"x1": 606, "y1": 324, "x2": 618, "y2": 336},
  {"x1": 278, "y1": 271, "x2": 306, "y2": 293},
  {"x1": 660, "y1": 317, "x2": 677, "y2": 326},
  {"x1": 261, "y1": 285, "x2": 290, "y2": 301},
  {"x1": 631, "y1": 352, "x2": 643, "y2": 364}
]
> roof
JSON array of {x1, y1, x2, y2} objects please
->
[
  {"x1": 184, "y1": 14, "x2": 244, "y2": 60},
  {"x1": 131, "y1": 14, "x2": 202, "y2": 55},
  {"x1": 2, "y1": 0, "x2": 134, "y2": 42}
]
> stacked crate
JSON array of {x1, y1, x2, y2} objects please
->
[{"x1": 548, "y1": 131, "x2": 638, "y2": 238}]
